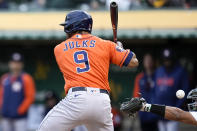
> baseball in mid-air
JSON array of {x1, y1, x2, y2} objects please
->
[{"x1": 176, "y1": 90, "x2": 185, "y2": 99}]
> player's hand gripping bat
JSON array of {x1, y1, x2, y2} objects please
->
[{"x1": 110, "y1": 1, "x2": 118, "y2": 44}]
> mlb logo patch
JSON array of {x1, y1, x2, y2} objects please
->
[
  {"x1": 91, "y1": 90, "x2": 96, "y2": 93},
  {"x1": 76, "y1": 34, "x2": 82, "y2": 38},
  {"x1": 87, "y1": 88, "x2": 99, "y2": 94}
]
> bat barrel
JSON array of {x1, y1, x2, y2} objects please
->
[{"x1": 110, "y1": 1, "x2": 118, "y2": 43}]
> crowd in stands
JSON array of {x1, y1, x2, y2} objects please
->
[{"x1": 0, "y1": 0, "x2": 197, "y2": 11}]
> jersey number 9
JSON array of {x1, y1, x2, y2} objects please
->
[{"x1": 74, "y1": 51, "x2": 90, "y2": 73}]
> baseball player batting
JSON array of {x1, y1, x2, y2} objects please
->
[{"x1": 37, "y1": 10, "x2": 138, "y2": 131}]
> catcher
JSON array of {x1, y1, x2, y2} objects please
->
[{"x1": 120, "y1": 88, "x2": 197, "y2": 126}]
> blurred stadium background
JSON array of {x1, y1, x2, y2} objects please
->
[{"x1": 0, "y1": 0, "x2": 197, "y2": 131}]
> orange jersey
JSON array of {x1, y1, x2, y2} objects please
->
[{"x1": 54, "y1": 34, "x2": 133, "y2": 93}]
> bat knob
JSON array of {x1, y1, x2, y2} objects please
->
[{"x1": 110, "y1": 1, "x2": 118, "y2": 7}]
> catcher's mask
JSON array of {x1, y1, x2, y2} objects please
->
[{"x1": 187, "y1": 88, "x2": 197, "y2": 111}]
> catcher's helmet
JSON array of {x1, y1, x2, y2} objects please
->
[
  {"x1": 187, "y1": 88, "x2": 197, "y2": 111},
  {"x1": 60, "y1": 10, "x2": 93, "y2": 34}
]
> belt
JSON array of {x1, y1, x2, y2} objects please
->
[{"x1": 72, "y1": 87, "x2": 109, "y2": 95}]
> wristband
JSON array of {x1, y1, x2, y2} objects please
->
[
  {"x1": 150, "y1": 104, "x2": 166, "y2": 118},
  {"x1": 143, "y1": 104, "x2": 166, "y2": 118},
  {"x1": 143, "y1": 104, "x2": 152, "y2": 112}
]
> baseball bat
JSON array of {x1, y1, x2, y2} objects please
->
[{"x1": 110, "y1": 1, "x2": 118, "y2": 43}]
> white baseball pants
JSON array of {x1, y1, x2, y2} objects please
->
[
  {"x1": 37, "y1": 87, "x2": 113, "y2": 131},
  {"x1": 158, "y1": 120, "x2": 179, "y2": 131},
  {"x1": 1, "y1": 118, "x2": 27, "y2": 131}
]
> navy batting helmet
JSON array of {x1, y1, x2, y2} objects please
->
[{"x1": 60, "y1": 10, "x2": 93, "y2": 34}]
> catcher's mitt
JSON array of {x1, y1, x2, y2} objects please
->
[{"x1": 120, "y1": 97, "x2": 145, "y2": 117}]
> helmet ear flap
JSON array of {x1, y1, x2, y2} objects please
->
[
  {"x1": 88, "y1": 19, "x2": 93, "y2": 33},
  {"x1": 64, "y1": 24, "x2": 73, "y2": 33}
]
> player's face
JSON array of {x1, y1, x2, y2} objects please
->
[
  {"x1": 143, "y1": 54, "x2": 154, "y2": 70},
  {"x1": 163, "y1": 59, "x2": 172, "y2": 68},
  {"x1": 8, "y1": 61, "x2": 24, "y2": 74}
]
